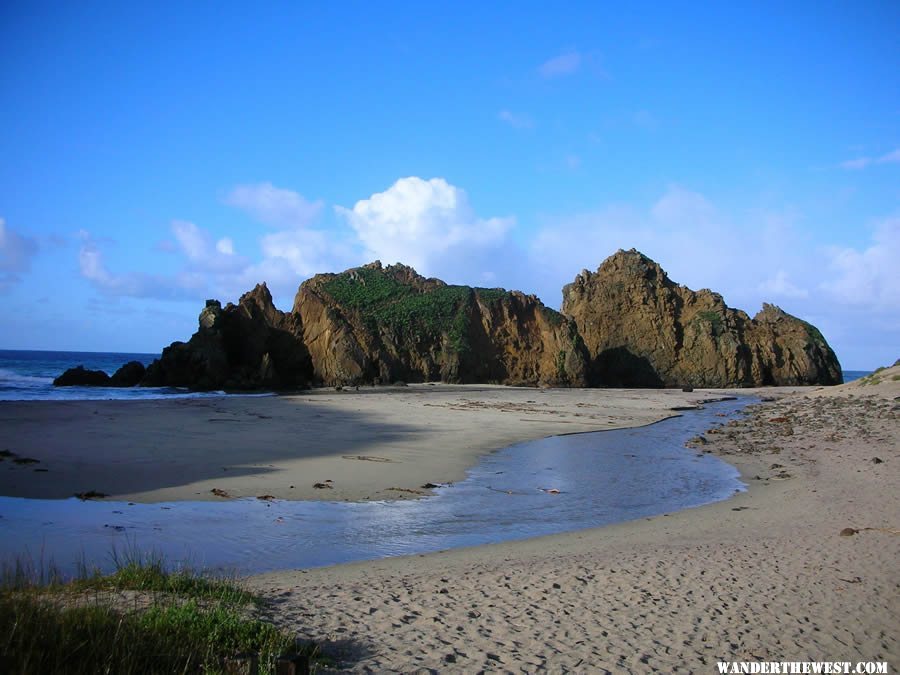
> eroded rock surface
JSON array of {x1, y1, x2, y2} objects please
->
[
  {"x1": 295, "y1": 262, "x2": 587, "y2": 386},
  {"x1": 64, "y1": 251, "x2": 840, "y2": 390},
  {"x1": 561, "y1": 249, "x2": 842, "y2": 387},
  {"x1": 142, "y1": 284, "x2": 312, "y2": 390}
]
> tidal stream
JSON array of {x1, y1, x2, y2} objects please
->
[{"x1": 0, "y1": 398, "x2": 750, "y2": 577}]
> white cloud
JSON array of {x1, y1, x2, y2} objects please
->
[
  {"x1": 226, "y1": 182, "x2": 323, "y2": 228},
  {"x1": 649, "y1": 185, "x2": 716, "y2": 226},
  {"x1": 821, "y1": 216, "x2": 900, "y2": 310},
  {"x1": 0, "y1": 218, "x2": 39, "y2": 290},
  {"x1": 258, "y1": 228, "x2": 349, "y2": 279},
  {"x1": 335, "y1": 177, "x2": 514, "y2": 280},
  {"x1": 216, "y1": 238, "x2": 234, "y2": 255},
  {"x1": 758, "y1": 270, "x2": 809, "y2": 299},
  {"x1": 538, "y1": 51, "x2": 581, "y2": 78},
  {"x1": 170, "y1": 220, "x2": 246, "y2": 273},
  {"x1": 840, "y1": 147, "x2": 900, "y2": 170},
  {"x1": 497, "y1": 109, "x2": 534, "y2": 129}
]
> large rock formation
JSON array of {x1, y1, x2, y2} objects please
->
[
  {"x1": 142, "y1": 283, "x2": 312, "y2": 390},
  {"x1": 82, "y1": 251, "x2": 839, "y2": 391},
  {"x1": 295, "y1": 262, "x2": 587, "y2": 386},
  {"x1": 562, "y1": 249, "x2": 842, "y2": 387}
]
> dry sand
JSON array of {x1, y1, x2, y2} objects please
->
[
  {"x1": 1, "y1": 384, "x2": 739, "y2": 503},
  {"x1": 245, "y1": 369, "x2": 900, "y2": 673}
]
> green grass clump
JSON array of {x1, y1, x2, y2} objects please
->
[
  {"x1": 70, "y1": 558, "x2": 252, "y2": 604},
  {"x1": 694, "y1": 310, "x2": 724, "y2": 334},
  {"x1": 0, "y1": 555, "x2": 310, "y2": 675}
]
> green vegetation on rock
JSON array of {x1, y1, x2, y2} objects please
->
[
  {"x1": 694, "y1": 310, "x2": 723, "y2": 335},
  {"x1": 322, "y1": 268, "x2": 468, "y2": 335},
  {"x1": 321, "y1": 267, "x2": 516, "y2": 354}
]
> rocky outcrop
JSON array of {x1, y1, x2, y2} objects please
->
[
  {"x1": 109, "y1": 361, "x2": 145, "y2": 387},
  {"x1": 294, "y1": 262, "x2": 588, "y2": 386},
  {"x1": 561, "y1": 249, "x2": 842, "y2": 387},
  {"x1": 54, "y1": 366, "x2": 111, "y2": 387},
  {"x1": 141, "y1": 283, "x2": 312, "y2": 390},
  {"x1": 98, "y1": 251, "x2": 840, "y2": 391}
]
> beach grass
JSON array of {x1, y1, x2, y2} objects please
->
[{"x1": 0, "y1": 551, "x2": 316, "y2": 675}]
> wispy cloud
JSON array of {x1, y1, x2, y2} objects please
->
[
  {"x1": 170, "y1": 220, "x2": 247, "y2": 273},
  {"x1": 497, "y1": 109, "x2": 534, "y2": 129},
  {"x1": 820, "y1": 215, "x2": 900, "y2": 310},
  {"x1": 0, "y1": 218, "x2": 39, "y2": 291},
  {"x1": 758, "y1": 270, "x2": 809, "y2": 299},
  {"x1": 78, "y1": 230, "x2": 203, "y2": 300},
  {"x1": 538, "y1": 50, "x2": 581, "y2": 78},
  {"x1": 226, "y1": 182, "x2": 323, "y2": 228},
  {"x1": 840, "y1": 147, "x2": 900, "y2": 170}
]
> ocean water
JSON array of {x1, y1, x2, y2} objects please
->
[
  {"x1": 0, "y1": 399, "x2": 750, "y2": 577},
  {"x1": 0, "y1": 350, "x2": 245, "y2": 401}
]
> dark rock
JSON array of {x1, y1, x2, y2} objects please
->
[
  {"x1": 74, "y1": 490, "x2": 107, "y2": 500},
  {"x1": 109, "y1": 360, "x2": 146, "y2": 387},
  {"x1": 53, "y1": 366, "x2": 110, "y2": 387},
  {"x1": 839, "y1": 527, "x2": 858, "y2": 537},
  {"x1": 142, "y1": 283, "x2": 312, "y2": 390},
  {"x1": 872, "y1": 457, "x2": 884, "y2": 464}
]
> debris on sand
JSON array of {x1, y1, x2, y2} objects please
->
[{"x1": 74, "y1": 490, "x2": 107, "y2": 500}]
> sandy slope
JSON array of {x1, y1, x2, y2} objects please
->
[
  {"x1": 2, "y1": 384, "x2": 741, "y2": 503},
  {"x1": 248, "y1": 370, "x2": 899, "y2": 672}
]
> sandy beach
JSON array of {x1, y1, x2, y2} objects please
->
[
  {"x1": 243, "y1": 370, "x2": 899, "y2": 672},
  {"x1": 1, "y1": 384, "x2": 741, "y2": 503},
  {"x1": 2, "y1": 373, "x2": 898, "y2": 672}
]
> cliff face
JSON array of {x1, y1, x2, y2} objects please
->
[
  {"x1": 295, "y1": 261, "x2": 587, "y2": 386},
  {"x1": 142, "y1": 283, "x2": 312, "y2": 390},
  {"x1": 561, "y1": 249, "x2": 842, "y2": 387}
]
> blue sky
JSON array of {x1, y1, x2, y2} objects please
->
[{"x1": 1, "y1": 1, "x2": 898, "y2": 369}]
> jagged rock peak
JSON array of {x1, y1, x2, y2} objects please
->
[{"x1": 562, "y1": 249, "x2": 842, "y2": 387}]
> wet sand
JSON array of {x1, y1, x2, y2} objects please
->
[
  {"x1": 2, "y1": 384, "x2": 741, "y2": 503},
  {"x1": 247, "y1": 370, "x2": 899, "y2": 672}
]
